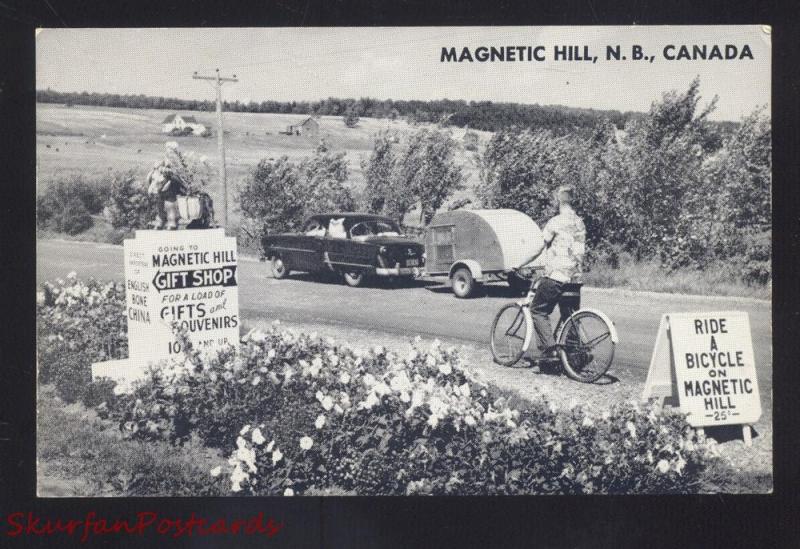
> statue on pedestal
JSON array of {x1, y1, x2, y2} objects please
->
[{"x1": 146, "y1": 143, "x2": 216, "y2": 230}]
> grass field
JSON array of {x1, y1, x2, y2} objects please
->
[{"x1": 36, "y1": 103, "x2": 487, "y2": 226}]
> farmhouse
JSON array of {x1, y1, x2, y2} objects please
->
[
  {"x1": 281, "y1": 117, "x2": 320, "y2": 137},
  {"x1": 161, "y1": 114, "x2": 209, "y2": 135}
]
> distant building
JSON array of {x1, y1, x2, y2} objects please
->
[
  {"x1": 161, "y1": 114, "x2": 209, "y2": 135},
  {"x1": 282, "y1": 117, "x2": 320, "y2": 137}
]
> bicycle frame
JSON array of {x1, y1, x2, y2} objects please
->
[{"x1": 512, "y1": 283, "x2": 619, "y2": 355}]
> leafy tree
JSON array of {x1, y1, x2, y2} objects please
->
[
  {"x1": 238, "y1": 141, "x2": 353, "y2": 240},
  {"x1": 395, "y1": 127, "x2": 466, "y2": 224},
  {"x1": 361, "y1": 131, "x2": 398, "y2": 214},
  {"x1": 343, "y1": 107, "x2": 360, "y2": 128}
]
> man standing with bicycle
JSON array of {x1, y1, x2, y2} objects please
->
[{"x1": 518, "y1": 185, "x2": 586, "y2": 359}]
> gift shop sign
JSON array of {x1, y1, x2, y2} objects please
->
[
  {"x1": 92, "y1": 229, "x2": 239, "y2": 392},
  {"x1": 642, "y1": 311, "x2": 761, "y2": 429}
]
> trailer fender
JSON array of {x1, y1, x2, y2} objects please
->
[{"x1": 449, "y1": 260, "x2": 483, "y2": 281}]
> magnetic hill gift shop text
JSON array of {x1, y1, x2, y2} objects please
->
[{"x1": 124, "y1": 239, "x2": 239, "y2": 355}]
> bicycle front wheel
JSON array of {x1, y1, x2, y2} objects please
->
[
  {"x1": 557, "y1": 310, "x2": 615, "y2": 383},
  {"x1": 490, "y1": 303, "x2": 530, "y2": 366}
]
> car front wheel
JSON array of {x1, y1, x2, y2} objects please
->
[
  {"x1": 271, "y1": 257, "x2": 290, "y2": 279},
  {"x1": 343, "y1": 271, "x2": 365, "y2": 287}
]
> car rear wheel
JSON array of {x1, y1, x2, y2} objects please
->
[
  {"x1": 271, "y1": 257, "x2": 290, "y2": 279},
  {"x1": 343, "y1": 271, "x2": 365, "y2": 287},
  {"x1": 451, "y1": 267, "x2": 476, "y2": 298}
]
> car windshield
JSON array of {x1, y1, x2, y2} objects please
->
[{"x1": 350, "y1": 220, "x2": 401, "y2": 238}]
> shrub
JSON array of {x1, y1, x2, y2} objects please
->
[
  {"x1": 37, "y1": 175, "x2": 107, "y2": 233},
  {"x1": 37, "y1": 274, "x2": 128, "y2": 403},
  {"x1": 105, "y1": 171, "x2": 156, "y2": 231},
  {"x1": 105, "y1": 325, "x2": 719, "y2": 495}
]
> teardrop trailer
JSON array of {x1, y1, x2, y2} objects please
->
[{"x1": 422, "y1": 209, "x2": 545, "y2": 298}]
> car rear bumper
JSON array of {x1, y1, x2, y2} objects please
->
[{"x1": 375, "y1": 266, "x2": 422, "y2": 277}]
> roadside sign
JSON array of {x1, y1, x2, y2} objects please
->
[
  {"x1": 642, "y1": 311, "x2": 761, "y2": 438},
  {"x1": 92, "y1": 228, "x2": 240, "y2": 392}
]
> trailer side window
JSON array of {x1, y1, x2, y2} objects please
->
[{"x1": 432, "y1": 225, "x2": 454, "y2": 264}]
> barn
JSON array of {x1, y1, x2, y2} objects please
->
[{"x1": 283, "y1": 117, "x2": 320, "y2": 137}]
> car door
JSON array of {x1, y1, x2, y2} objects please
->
[{"x1": 325, "y1": 220, "x2": 374, "y2": 272}]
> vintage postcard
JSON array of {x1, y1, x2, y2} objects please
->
[{"x1": 35, "y1": 25, "x2": 771, "y2": 499}]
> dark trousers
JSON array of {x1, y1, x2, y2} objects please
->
[{"x1": 531, "y1": 278, "x2": 581, "y2": 352}]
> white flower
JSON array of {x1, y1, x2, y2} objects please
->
[
  {"x1": 36, "y1": 291, "x2": 45, "y2": 305},
  {"x1": 300, "y1": 436, "x2": 314, "y2": 450},
  {"x1": 329, "y1": 355, "x2": 339, "y2": 367},
  {"x1": 251, "y1": 428, "x2": 265, "y2": 445},
  {"x1": 284, "y1": 487, "x2": 294, "y2": 496},
  {"x1": 66, "y1": 271, "x2": 77, "y2": 279},
  {"x1": 425, "y1": 355, "x2": 437, "y2": 368},
  {"x1": 321, "y1": 395, "x2": 334, "y2": 411},
  {"x1": 267, "y1": 348, "x2": 276, "y2": 359},
  {"x1": 407, "y1": 350, "x2": 418, "y2": 362},
  {"x1": 581, "y1": 416, "x2": 594, "y2": 428},
  {"x1": 266, "y1": 440, "x2": 275, "y2": 452},
  {"x1": 363, "y1": 373, "x2": 377, "y2": 387},
  {"x1": 315, "y1": 390, "x2": 324, "y2": 402},
  {"x1": 210, "y1": 466, "x2": 222, "y2": 477},
  {"x1": 458, "y1": 382, "x2": 470, "y2": 398},
  {"x1": 390, "y1": 371, "x2": 412, "y2": 393},
  {"x1": 626, "y1": 421, "x2": 637, "y2": 439},
  {"x1": 333, "y1": 404, "x2": 344, "y2": 414},
  {"x1": 271, "y1": 448, "x2": 283, "y2": 465},
  {"x1": 674, "y1": 455, "x2": 687, "y2": 474},
  {"x1": 656, "y1": 460, "x2": 670, "y2": 474},
  {"x1": 339, "y1": 371, "x2": 351, "y2": 384},
  {"x1": 373, "y1": 345, "x2": 384, "y2": 355},
  {"x1": 315, "y1": 414, "x2": 326, "y2": 429},
  {"x1": 251, "y1": 375, "x2": 262, "y2": 386},
  {"x1": 373, "y1": 382, "x2": 391, "y2": 396},
  {"x1": 464, "y1": 415, "x2": 476, "y2": 427},
  {"x1": 358, "y1": 392, "x2": 380, "y2": 410},
  {"x1": 438, "y1": 362, "x2": 453, "y2": 375}
]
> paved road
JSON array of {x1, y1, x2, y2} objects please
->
[{"x1": 37, "y1": 239, "x2": 773, "y2": 393}]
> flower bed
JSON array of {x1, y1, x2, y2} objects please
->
[{"x1": 37, "y1": 276, "x2": 721, "y2": 495}]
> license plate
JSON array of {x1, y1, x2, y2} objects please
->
[{"x1": 406, "y1": 258, "x2": 419, "y2": 267}]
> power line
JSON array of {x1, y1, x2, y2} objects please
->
[{"x1": 193, "y1": 69, "x2": 238, "y2": 229}]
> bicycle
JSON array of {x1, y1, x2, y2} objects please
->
[{"x1": 489, "y1": 275, "x2": 618, "y2": 383}]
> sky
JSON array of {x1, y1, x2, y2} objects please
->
[{"x1": 36, "y1": 26, "x2": 771, "y2": 121}]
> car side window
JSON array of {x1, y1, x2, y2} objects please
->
[{"x1": 304, "y1": 220, "x2": 326, "y2": 237}]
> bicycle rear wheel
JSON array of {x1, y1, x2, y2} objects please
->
[
  {"x1": 557, "y1": 310, "x2": 615, "y2": 383},
  {"x1": 490, "y1": 303, "x2": 530, "y2": 366}
]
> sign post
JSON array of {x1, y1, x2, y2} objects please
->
[
  {"x1": 92, "y1": 228, "x2": 240, "y2": 392},
  {"x1": 642, "y1": 311, "x2": 761, "y2": 446}
]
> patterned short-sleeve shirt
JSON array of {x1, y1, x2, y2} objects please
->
[{"x1": 541, "y1": 205, "x2": 586, "y2": 283}]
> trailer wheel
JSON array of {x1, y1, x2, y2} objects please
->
[{"x1": 451, "y1": 267, "x2": 476, "y2": 298}]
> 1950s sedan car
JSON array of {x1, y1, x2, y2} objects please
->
[{"x1": 261, "y1": 213, "x2": 425, "y2": 287}]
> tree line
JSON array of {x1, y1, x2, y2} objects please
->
[{"x1": 38, "y1": 88, "x2": 647, "y2": 133}]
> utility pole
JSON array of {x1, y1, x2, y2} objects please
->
[{"x1": 193, "y1": 69, "x2": 238, "y2": 228}]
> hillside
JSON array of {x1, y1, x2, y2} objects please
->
[{"x1": 37, "y1": 103, "x2": 489, "y2": 225}]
